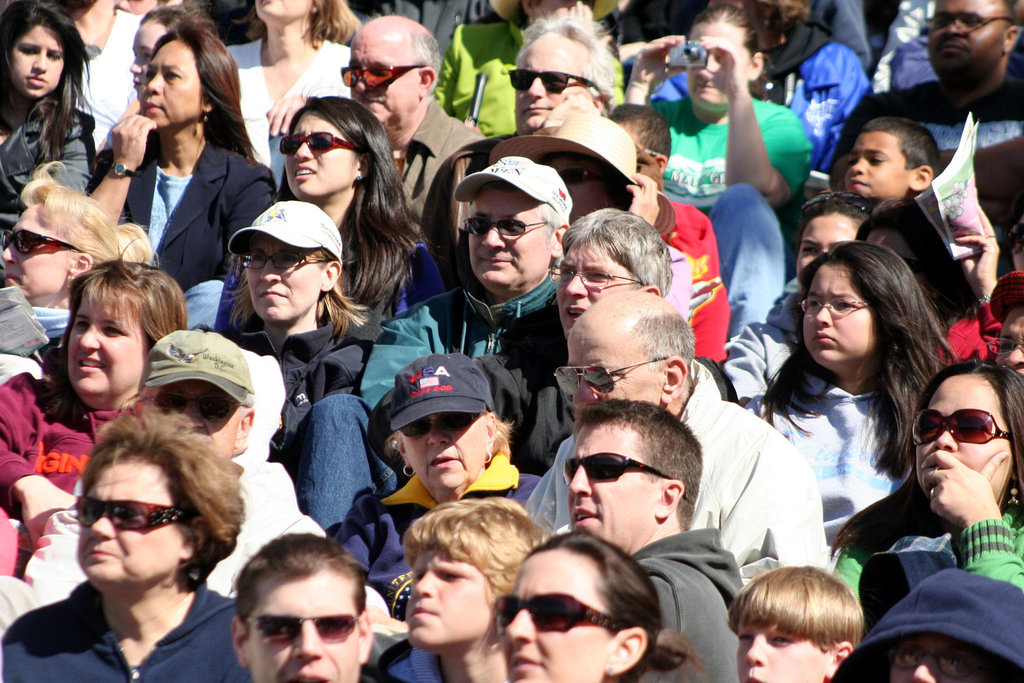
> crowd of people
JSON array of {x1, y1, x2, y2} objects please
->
[{"x1": 2, "y1": 0, "x2": 1024, "y2": 678}]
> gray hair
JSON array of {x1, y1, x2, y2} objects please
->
[
  {"x1": 409, "y1": 23, "x2": 441, "y2": 94},
  {"x1": 517, "y1": 15, "x2": 616, "y2": 113},
  {"x1": 561, "y1": 209, "x2": 672, "y2": 295},
  {"x1": 634, "y1": 306, "x2": 695, "y2": 366}
]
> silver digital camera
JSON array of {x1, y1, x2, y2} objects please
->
[{"x1": 667, "y1": 42, "x2": 708, "y2": 68}]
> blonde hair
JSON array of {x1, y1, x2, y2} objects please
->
[
  {"x1": 404, "y1": 498, "x2": 545, "y2": 597},
  {"x1": 228, "y1": 248, "x2": 365, "y2": 340},
  {"x1": 727, "y1": 567, "x2": 864, "y2": 651},
  {"x1": 21, "y1": 164, "x2": 154, "y2": 264},
  {"x1": 244, "y1": 0, "x2": 360, "y2": 47}
]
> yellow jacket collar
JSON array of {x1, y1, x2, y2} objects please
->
[{"x1": 381, "y1": 453, "x2": 520, "y2": 509}]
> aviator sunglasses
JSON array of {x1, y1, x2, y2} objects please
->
[
  {"x1": 253, "y1": 614, "x2": 359, "y2": 643},
  {"x1": 280, "y1": 132, "x2": 357, "y2": 156},
  {"x1": 2, "y1": 229, "x2": 81, "y2": 255},
  {"x1": 508, "y1": 69, "x2": 596, "y2": 93},
  {"x1": 399, "y1": 412, "x2": 481, "y2": 437},
  {"x1": 563, "y1": 453, "x2": 671, "y2": 484},
  {"x1": 78, "y1": 497, "x2": 194, "y2": 531},
  {"x1": 912, "y1": 408, "x2": 1012, "y2": 445},
  {"x1": 495, "y1": 593, "x2": 625, "y2": 634},
  {"x1": 151, "y1": 392, "x2": 239, "y2": 423},
  {"x1": 555, "y1": 358, "x2": 669, "y2": 394}
]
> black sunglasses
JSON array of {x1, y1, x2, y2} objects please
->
[
  {"x1": 399, "y1": 412, "x2": 480, "y2": 438},
  {"x1": 2, "y1": 228, "x2": 82, "y2": 255},
  {"x1": 280, "y1": 132, "x2": 357, "y2": 156},
  {"x1": 563, "y1": 453, "x2": 672, "y2": 484},
  {"x1": 253, "y1": 614, "x2": 359, "y2": 643},
  {"x1": 78, "y1": 497, "x2": 194, "y2": 531},
  {"x1": 462, "y1": 216, "x2": 548, "y2": 238},
  {"x1": 509, "y1": 69, "x2": 595, "y2": 93},
  {"x1": 496, "y1": 594, "x2": 624, "y2": 634},
  {"x1": 912, "y1": 408, "x2": 1012, "y2": 445},
  {"x1": 1008, "y1": 222, "x2": 1024, "y2": 253},
  {"x1": 554, "y1": 358, "x2": 668, "y2": 394},
  {"x1": 151, "y1": 392, "x2": 239, "y2": 423}
]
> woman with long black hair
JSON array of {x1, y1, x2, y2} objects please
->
[{"x1": 0, "y1": 0, "x2": 92, "y2": 232}]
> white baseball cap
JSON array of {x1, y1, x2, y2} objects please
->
[
  {"x1": 454, "y1": 156, "x2": 572, "y2": 227},
  {"x1": 228, "y1": 201, "x2": 343, "y2": 261}
]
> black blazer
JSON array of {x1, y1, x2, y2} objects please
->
[{"x1": 91, "y1": 143, "x2": 274, "y2": 294}]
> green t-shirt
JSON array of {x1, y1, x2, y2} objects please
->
[{"x1": 653, "y1": 97, "x2": 811, "y2": 244}]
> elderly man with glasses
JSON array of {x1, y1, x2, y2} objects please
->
[
  {"x1": 345, "y1": 16, "x2": 482, "y2": 227},
  {"x1": 528, "y1": 290, "x2": 828, "y2": 578}
]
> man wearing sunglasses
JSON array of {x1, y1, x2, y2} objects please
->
[
  {"x1": 24, "y1": 331, "x2": 323, "y2": 602},
  {"x1": 233, "y1": 534, "x2": 374, "y2": 683},
  {"x1": 568, "y1": 399, "x2": 742, "y2": 683},
  {"x1": 528, "y1": 290, "x2": 828, "y2": 575},
  {"x1": 492, "y1": 115, "x2": 700, "y2": 334},
  {"x1": 513, "y1": 16, "x2": 615, "y2": 136},
  {"x1": 359, "y1": 156, "x2": 569, "y2": 406},
  {"x1": 833, "y1": 0, "x2": 1024, "y2": 225},
  {"x1": 348, "y1": 16, "x2": 482, "y2": 226}
]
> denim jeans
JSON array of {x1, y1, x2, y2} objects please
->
[
  {"x1": 297, "y1": 393, "x2": 397, "y2": 535},
  {"x1": 709, "y1": 184, "x2": 789, "y2": 337}
]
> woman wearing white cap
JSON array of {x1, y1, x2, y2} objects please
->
[{"x1": 226, "y1": 200, "x2": 371, "y2": 484}]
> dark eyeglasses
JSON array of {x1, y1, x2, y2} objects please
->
[
  {"x1": 508, "y1": 69, "x2": 595, "y2": 93},
  {"x1": 931, "y1": 11, "x2": 1012, "y2": 30},
  {"x1": 78, "y1": 497, "x2": 194, "y2": 531},
  {"x1": 253, "y1": 614, "x2": 359, "y2": 643},
  {"x1": 558, "y1": 168, "x2": 607, "y2": 184},
  {"x1": 2, "y1": 228, "x2": 82, "y2": 255},
  {"x1": 462, "y1": 216, "x2": 548, "y2": 238},
  {"x1": 240, "y1": 252, "x2": 325, "y2": 271},
  {"x1": 550, "y1": 266, "x2": 642, "y2": 290},
  {"x1": 554, "y1": 358, "x2": 668, "y2": 394},
  {"x1": 1008, "y1": 221, "x2": 1024, "y2": 253},
  {"x1": 563, "y1": 453, "x2": 671, "y2": 484},
  {"x1": 399, "y1": 412, "x2": 480, "y2": 438},
  {"x1": 496, "y1": 594, "x2": 624, "y2": 634},
  {"x1": 341, "y1": 65, "x2": 424, "y2": 88},
  {"x1": 990, "y1": 337, "x2": 1024, "y2": 357},
  {"x1": 151, "y1": 392, "x2": 239, "y2": 423},
  {"x1": 912, "y1": 408, "x2": 1011, "y2": 445},
  {"x1": 888, "y1": 643, "x2": 994, "y2": 678},
  {"x1": 801, "y1": 191, "x2": 872, "y2": 215},
  {"x1": 280, "y1": 132, "x2": 357, "y2": 156}
]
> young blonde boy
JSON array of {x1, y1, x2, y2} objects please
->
[{"x1": 729, "y1": 566, "x2": 864, "y2": 683}]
